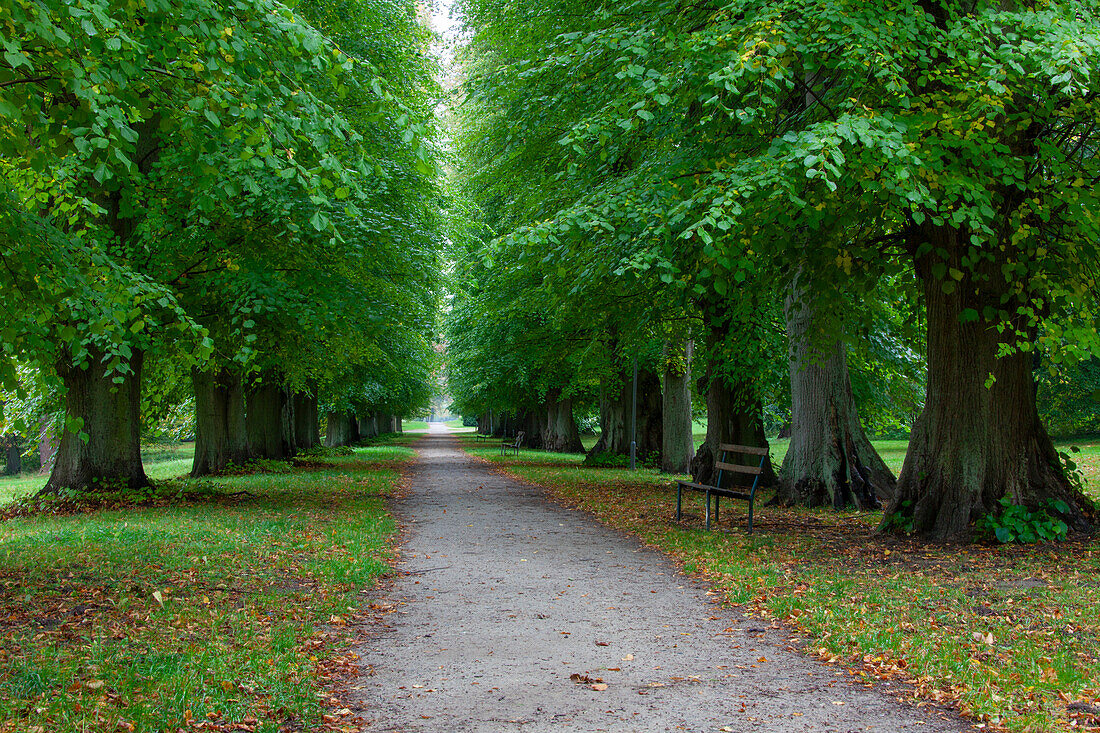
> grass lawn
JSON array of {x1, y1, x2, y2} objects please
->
[
  {"x1": 456, "y1": 433, "x2": 1100, "y2": 733},
  {"x1": 401, "y1": 420, "x2": 430, "y2": 431},
  {"x1": 0, "y1": 440, "x2": 416, "y2": 733},
  {"x1": 0, "y1": 443, "x2": 199, "y2": 505}
]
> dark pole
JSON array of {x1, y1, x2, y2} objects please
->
[{"x1": 630, "y1": 356, "x2": 638, "y2": 471}]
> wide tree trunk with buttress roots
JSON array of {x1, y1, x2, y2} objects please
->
[
  {"x1": 543, "y1": 391, "x2": 583, "y2": 453},
  {"x1": 662, "y1": 339, "x2": 694, "y2": 474},
  {"x1": 247, "y1": 382, "x2": 287, "y2": 460},
  {"x1": 191, "y1": 369, "x2": 251, "y2": 477},
  {"x1": 586, "y1": 368, "x2": 662, "y2": 462},
  {"x1": 691, "y1": 361, "x2": 775, "y2": 489},
  {"x1": 41, "y1": 349, "x2": 148, "y2": 495},
  {"x1": 889, "y1": 228, "x2": 1093, "y2": 539},
  {"x1": 780, "y1": 284, "x2": 895, "y2": 508}
]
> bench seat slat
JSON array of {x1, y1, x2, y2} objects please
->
[
  {"x1": 718, "y1": 443, "x2": 769, "y2": 456},
  {"x1": 675, "y1": 480, "x2": 712, "y2": 492},
  {"x1": 714, "y1": 461, "x2": 763, "y2": 475}
]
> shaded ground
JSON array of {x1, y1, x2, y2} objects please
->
[{"x1": 353, "y1": 427, "x2": 969, "y2": 732}]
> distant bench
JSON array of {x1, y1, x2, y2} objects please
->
[
  {"x1": 674, "y1": 443, "x2": 769, "y2": 533},
  {"x1": 500, "y1": 431, "x2": 525, "y2": 457}
]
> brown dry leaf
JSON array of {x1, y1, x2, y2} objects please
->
[
  {"x1": 595, "y1": 641, "x2": 610, "y2": 646},
  {"x1": 622, "y1": 654, "x2": 635, "y2": 661},
  {"x1": 591, "y1": 682, "x2": 608, "y2": 691},
  {"x1": 85, "y1": 680, "x2": 104, "y2": 690}
]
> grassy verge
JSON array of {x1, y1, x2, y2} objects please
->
[
  {"x1": 0, "y1": 441, "x2": 415, "y2": 733},
  {"x1": 401, "y1": 420, "x2": 429, "y2": 431},
  {"x1": 457, "y1": 434, "x2": 1100, "y2": 733}
]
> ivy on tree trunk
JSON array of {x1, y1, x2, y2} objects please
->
[{"x1": 889, "y1": 231, "x2": 1094, "y2": 539}]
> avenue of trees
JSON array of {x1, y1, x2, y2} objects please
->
[
  {"x1": 0, "y1": 0, "x2": 442, "y2": 489},
  {"x1": 444, "y1": 0, "x2": 1100, "y2": 539}
]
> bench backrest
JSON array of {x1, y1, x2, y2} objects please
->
[
  {"x1": 714, "y1": 443, "x2": 768, "y2": 488},
  {"x1": 512, "y1": 431, "x2": 525, "y2": 446}
]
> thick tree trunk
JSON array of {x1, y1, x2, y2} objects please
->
[
  {"x1": 478, "y1": 412, "x2": 491, "y2": 435},
  {"x1": 358, "y1": 412, "x2": 378, "y2": 439},
  {"x1": 326, "y1": 411, "x2": 352, "y2": 447},
  {"x1": 662, "y1": 339, "x2": 694, "y2": 474},
  {"x1": 586, "y1": 368, "x2": 662, "y2": 461},
  {"x1": 293, "y1": 393, "x2": 319, "y2": 450},
  {"x1": 41, "y1": 349, "x2": 148, "y2": 495},
  {"x1": 889, "y1": 229, "x2": 1093, "y2": 539},
  {"x1": 691, "y1": 359, "x2": 775, "y2": 488},
  {"x1": 347, "y1": 411, "x2": 361, "y2": 443},
  {"x1": 191, "y1": 369, "x2": 252, "y2": 476},
  {"x1": 246, "y1": 382, "x2": 287, "y2": 460},
  {"x1": 4, "y1": 437, "x2": 21, "y2": 476},
  {"x1": 395, "y1": 416, "x2": 403, "y2": 433},
  {"x1": 780, "y1": 284, "x2": 895, "y2": 508},
  {"x1": 515, "y1": 409, "x2": 546, "y2": 449},
  {"x1": 543, "y1": 391, "x2": 583, "y2": 453}
]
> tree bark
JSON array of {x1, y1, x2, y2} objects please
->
[
  {"x1": 246, "y1": 382, "x2": 287, "y2": 460},
  {"x1": 779, "y1": 282, "x2": 895, "y2": 508},
  {"x1": 586, "y1": 368, "x2": 662, "y2": 462},
  {"x1": 543, "y1": 391, "x2": 583, "y2": 453},
  {"x1": 691, "y1": 359, "x2": 776, "y2": 488},
  {"x1": 478, "y1": 412, "x2": 491, "y2": 435},
  {"x1": 889, "y1": 227, "x2": 1093, "y2": 539},
  {"x1": 662, "y1": 339, "x2": 694, "y2": 474},
  {"x1": 359, "y1": 412, "x2": 379, "y2": 439},
  {"x1": 38, "y1": 419, "x2": 58, "y2": 473},
  {"x1": 347, "y1": 411, "x2": 361, "y2": 443},
  {"x1": 293, "y1": 393, "x2": 319, "y2": 450},
  {"x1": 326, "y1": 411, "x2": 352, "y2": 447},
  {"x1": 41, "y1": 349, "x2": 148, "y2": 495},
  {"x1": 191, "y1": 369, "x2": 252, "y2": 476}
]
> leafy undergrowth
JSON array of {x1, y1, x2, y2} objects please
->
[
  {"x1": 460, "y1": 435, "x2": 1100, "y2": 733},
  {"x1": 0, "y1": 443, "x2": 416, "y2": 733}
]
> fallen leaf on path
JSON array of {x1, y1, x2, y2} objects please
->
[
  {"x1": 570, "y1": 673, "x2": 603, "y2": 685},
  {"x1": 595, "y1": 641, "x2": 610, "y2": 646},
  {"x1": 591, "y1": 683, "x2": 608, "y2": 691},
  {"x1": 622, "y1": 654, "x2": 634, "y2": 661}
]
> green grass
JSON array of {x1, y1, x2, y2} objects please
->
[
  {"x1": 458, "y1": 435, "x2": 1100, "y2": 733},
  {"x1": 0, "y1": 443, "x2": 412, "y2": 733},
  {"x1": 0, "y1": 443, "x2": 199, "y2": 505},
  {"x1": 442, "y1": 419, "x2": 468, "y2": 429},
  {"x1": 402, "y1": 420, "x2": 430, "y2": 431}
]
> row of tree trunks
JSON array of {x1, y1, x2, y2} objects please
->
[
  {"x1": 42, "y1": 348, "x2": 149, "y2": 496},
  {"x1": 585, "y1": 367, "x2": 663, "y2": 463},
  {"x1": 779, "y1": 283, "x2": 895, "y2": 509}
]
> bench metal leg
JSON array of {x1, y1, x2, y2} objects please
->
[
  {"x1": 747, "y1": 477, "x2": 759, "y2": 534},
  {"x1": 675, "y1": 484, "x2": 682, "y2": 521},
  {"x1": 704, "y1": 490, "x2": 711, "y2": 530}
]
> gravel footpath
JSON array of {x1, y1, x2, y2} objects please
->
[{"x1": 352, "y1": 426, "x2": 967, "y2": 732}]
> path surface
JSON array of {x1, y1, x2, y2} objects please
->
[{"x1": 353, "y1": 426, "x2": 965, "y2": 732}]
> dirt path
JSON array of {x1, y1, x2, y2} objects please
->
[{"x1": 353, "y1": 427, "x2": 966, "y2": 732}]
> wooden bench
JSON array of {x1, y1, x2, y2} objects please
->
[
  {"x1": 500, "y1": 431, "x2": 525, "y2": 456},
  {"x1": 674, "y1": 443, "x2": 769, "y2": 533},
  {"x1": 475, "y1": 433, "x2": 492, "y2": 442}
]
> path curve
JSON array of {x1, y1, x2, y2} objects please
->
[{"x1": 353, "y1": 427, "x2": 965, "y2": 732}]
